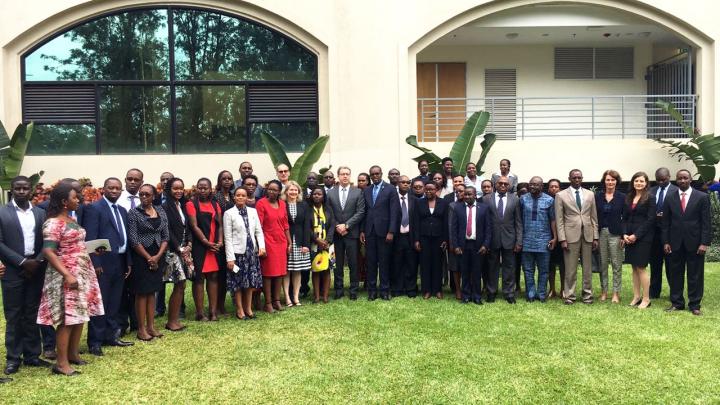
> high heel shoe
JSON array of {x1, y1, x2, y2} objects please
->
[
  {"x1": 628, "y1": 298, "x2": 642, "y2": 307},
  {"x1": 51, "y1": 365, "x2": 80, "y2": 376},
  {"x1": 638, "y1": 301, "x2": 651, "y2": 309},
  {"x1": 263, "y1": 304, "x2": 275, "y2": 313},
  {"x1": 272, "y1": 301, "x2": 285, "y2": 311}
]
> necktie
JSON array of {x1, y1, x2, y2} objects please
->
[
  {"x1": 112, "y1": 204, "x2": 126, "y2": 244},
  {"x1": 466, "y1": 204, "x2": 473, "y2": 237},
  {"x1": 341, "y1": 187, "x2": 347, "y2": 210},
  {"x1": 130, "y1": 195, "x2": 137, "y2": 209},
  {"x1": 372, "y1": 184, "x2": 380, "y2": 205},
  {"x1": 656, "y1": 186, "x2": 666, "y2": 213},
  {"x1": 401, "y1": 196, "x2": 409, "y2": 228},
  {"x1": 497, "y1": 194, "x2": 505, "y2": 219},
  {"x1": 575, "y1": 189, "x2": 582, "y2": 210},
  {"x1": 681, "y1": 192, "x2": 687, "y2": 212}
]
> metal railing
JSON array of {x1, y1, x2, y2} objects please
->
[{"x1": 417, "y1": 94, "x2": 697, "y2": 141}]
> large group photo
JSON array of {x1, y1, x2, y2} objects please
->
[{"x1": 2, "y1": 0, "x2": 720, "y2": 403}]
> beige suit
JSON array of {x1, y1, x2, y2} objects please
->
[{"x1": 555, "y1": 187, "x2": 599, "y2": 303}]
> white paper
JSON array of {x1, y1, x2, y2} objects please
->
[
  {"x1": 86, "y1": 239, "x2": 111, "y2": 254},
  {"x1": 232, "y1": 264, "x2": 241, "y2": 274}
]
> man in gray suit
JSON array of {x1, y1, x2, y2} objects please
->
[
  {"x1": 648, "y1": 167, "x2": 677, "y2": 298},
  {"x1": 482, "y1": 176, "x2": 523, "y2": 303},
  {"x1": 327, "y1": 166, "x2": 366, "y2": 300}
]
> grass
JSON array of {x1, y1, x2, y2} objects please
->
[{"x1": 2, "y1": 264, "x2": 720, "y2": 404}]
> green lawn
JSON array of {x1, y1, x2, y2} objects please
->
[{"x1": 2, "y1": 264, "x2": 720, "y2": 404}]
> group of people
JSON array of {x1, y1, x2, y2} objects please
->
[{"x1": 0, "y1": 158, "x2": 711, "y2": 380}]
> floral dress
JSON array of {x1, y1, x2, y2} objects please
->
[
  {"x1": 227, "y1": 207, "x2": 263, "y2": 292},
  {"x1": 37, "y1": 217, "x2": 104, "y2": 326}
]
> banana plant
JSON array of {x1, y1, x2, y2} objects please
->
[
  {"x1": 654, "y1": 100, "x2": 720, "y2": 182},
  {"x1": 406, "y1": 110, "x2": 496, "y2": 176},
  {"x1": 259, "y1": 131, "x2": 330, "y2": 184},
  {"x1": 0, "y1": 121, "x2": 44, "y2": 203}
]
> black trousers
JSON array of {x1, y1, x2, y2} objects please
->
[
  {"x1": 487, "y1": 247, "x2": 516, "y2": 299},
  {"x1": 366, "y1": 234, "x2": 392, "y2": 295},
  {"x1": 40, "y1": 325, "x2": 55, "y2": 352},
  {"x1": 333, "y1": 234, "x2": 359, "y2": 295},
  {"x1": 1, "y1": 274, "x2": 43, "y2": 364},
  {"x1": 668, "y1": 244, "x2": 704, "y2": 310},
  {"x1": 418, "y1": 236, "x2": 443, "y2": 295},
  {"x1": 649, "y1": 226, "x2": 670, "y2": 298},
  {"x1": 460, "y1": 240, "x2": 483, "y2": 301},
  {"x1": 392, "y1": 233, "x2": 418, "y2": 296},
  {"x1": 89, "y1": 254, "x2": 127, "y2": 347},
  {"x1": 118, "y1": 273, "x2": 137, "y2": 334}
]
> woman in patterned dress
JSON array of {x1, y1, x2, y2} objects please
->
[
  {"x1": 37, "y1": 183, "x2": 104, "y2": 376},
  {"x1": 255, "y1": 180, "x2": 290, "y2": 313},
  {"x1": 309, "y1": 187, "x2": 335, "y2": 303},
  {"x1": 128, "y1": 184, "x2": 169, "y2": 341},
  {"x1": 282, "y1": 181, "x2": 312, "y2": 307},
  {"x1": 223, "y1": 187, "x2": 265, "y2": 319},
  {"x1": 161, "y1": 177, "x2": 190, "y2": 332},
  {"x1": 213, "y1": 170, "x2": 235, "y2": 316}
]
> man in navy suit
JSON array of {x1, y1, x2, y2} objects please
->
[
  {"x1": 391, "y1": 176, "x2": 418, "y2": 297},
  {"x1": 0, "y1": 176, "x2": 51, "y2": 377},
  {"x1": 361, "y1": 165, "x2": 399, "y2": 300},
  {"x1": 449, "y1": 186, "x2": 492, "y2": 304},
  {"x1": 82, "y1": 177, "x2": 134, "y2": 356},
  {"x1": 648, "y1": 167, "x2": 677, "y2": 298},
  {"x1": 662, "y1": 169, "x2": 711, "y2": 315}
]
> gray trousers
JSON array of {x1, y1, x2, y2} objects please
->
[
  {"x1": 598, "y1": 228, "x2": 624, "y2": 293},
  {"x1": 563, "y1": 240, "x2": 594, "y2": 303}
]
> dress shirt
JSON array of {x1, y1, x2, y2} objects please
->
[
  {"x1": 493, "y1": 192, "x2": 508, "y2": 209},
  {"x1": 464, "y1": 175, "x2": 485, "y2": 197},
  {"x1": 324, "y1": 185, "x2": 334, "y2": 194},
  {"x1": 118, "y1": 190, "x2": 140, "y2": 212},
  {"x1": 465, "y1": 203, "x2": 477, "y2": 240},
  {"x1": 12, "y1": 200, "x2": 35, "y2": 256},
  {"x1": 398, "y1": 192, "x2": 410, "y2": 234},
  {"x1": 570, "y1": 186, "x2": 584, "y2": 202},
  {"x1": 104, "y1": 196, "x2": 128, "y2": 254},
  {"x1": 678, "y1": 187, "x2": 693, "y2": 204}
]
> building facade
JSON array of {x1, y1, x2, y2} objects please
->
[{"x1": 1, "y1": 0, "x2": 718, "y2": 185}]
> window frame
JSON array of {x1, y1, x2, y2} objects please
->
[{"x1": 21, "y1": 5, "x2": 319, "y2": 155}]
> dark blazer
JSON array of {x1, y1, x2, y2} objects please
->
[
  {"x1": 308, "y1": 203, "x2": 336, "y2": 245},
  {"x1": 412, "y1": 197, "x2": 448, "y2": 242},
  {"x1": 162, "y1": 199, "x2": 190, "y2": 253},
  {"x1": 622, "y1": 195, "x2": 656, "y2": 241},
  {"x1": 481, "y1": 192, "x2": 522, "y2": 250},
  {"x1": 127, "y1": 205, "x2": 170, "y2": 249},
  {"x1": 287, "y1": 201, "x2": 313, "y2": 249},
  {"x1": 449, "y1": 201, "x2": 492, "y2": 250},
  {"x1": 393, "y1": 193, "x2": 417, "y2": 235},
  {"x1": 443, "y1": 193, "x2": 459, "y2": 204},
  {"x1": 662, "y1": 188, "x2": 712, "y2": 252},
  {"x1": 649, "y1": 183, "x2": 678, "y2": 214},
  {"x1": 595, "y1": 191, "x2": 626, "y2": 235},
  {"x1": 37, "y1": 200, "x2": 84, "y2": 224},
  {"x1": 327, "y1": 185, "x2": 365, "y2": 238},
  {"x1": 0, "y1": 203, "x2": 46, "y2": 282},
  {"x1": 363, "y1": 181, "x2": 399, "y2": 237},
  {"x1": 82, "y1": 198, "x2": 130, "y2": 273}
]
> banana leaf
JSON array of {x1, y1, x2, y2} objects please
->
[
  {"x1": 29, "y1": 171, "x2": 45, "y2": 188},
  {"x1": 475, "y1": 132, "x2": 497, "y2": 176},
  {"x1": 290, "y1": 135, "x2": 330, "y2": 183},
  {"x1": 0, "y1": 120, "x2": 11, "y2": 150},
  {"x1": 655, "y1": 100, "x2": 694, "y2": 138},
  {"x1": 405, "y1": 135, "x2": 442, "y2": 173},
  {"x1": 260, "y1": 131, "x2": 292, "y2": 170},
  {"x1": 5, "y1": 123, "x2": 34, "y2": 179},
  {"x1": 449, "y1": 111, "x2": 490, "y2": 175}
]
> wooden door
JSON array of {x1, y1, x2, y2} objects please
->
[{"x1": 416, "y1": 63, "x2": 466, "y2": 142}]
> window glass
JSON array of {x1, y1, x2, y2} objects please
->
[
  {"x1": 25, "y1": 9, "x2": 169, "y2": 81},
  {"x1": 100, "y1": 86, "x2": 171, "y2": 153},
  {"x1": 176, "y1": 85, "x2": 247, "y2": 153},
  {"x1": 249, "y1": 122, "x2": 318, "y2": 153},
  {"x1": 27, "y1": 124, "x2": 96, "y2": 155},
  {"x1": 174, "y1": 9, "x2": 316, "y2": 81}
]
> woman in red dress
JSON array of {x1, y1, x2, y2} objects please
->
[
  {"x1": 187, "y1": 178, "x2": 224, "y2": 321},
  {"x1": 255, "y1": 180, "x2": 290, "y2": 313}
]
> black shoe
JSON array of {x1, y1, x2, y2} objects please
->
[
  {"x1": 0, "y1": 377, "x2": 11, "y2": 383},
  {"x1": 23, "y1": 358, "x2": 52, "y2": 367},
  {"x1": 539, "y1": 298, "x2": 546, "y2": 303},
  {"x1": 407, "y1": 294, "x2": 417, "y2": 298},
  {"x1": 473, "y1": 299, "x2": 483, "y2": 305},
  {"x1": 105, "y1": 339, "x2": 134, "y2": 347},
  {"x1": 4, "y1": 363, "x2": 19, "y2": 375},
  {"x1": 381, "y1": 294, "x2": 390, "y2": 301},
  {"x1": 349, "y1": 293, "x2": 358, "y2": 301},
  {"x1": 665, "y1": 306, "x2": 684, "y2": 312},
  {"x1": 527, "y1": 297, "x2": 535, "y2": 303},
  {"x1": 368, "y1": 292, "x2": 377, "y2": 301},
  {"x1": 89, "y1": 346, "x2": 104, "y2": 357},
  {"x1": 486, "y1": 295, "x2": 496, "y2": 303},
  {"x1": 461, "y1": 298, "x2": 470, "y2": 304},
  {"x1": 51, "y1": 365, "x2": 81, "y2": 376},
  {"x1": 334, "y1": 291, "x2": 344, "y2": 300},
  {"x1": 506, "y1": 298, "x2": 516, "y2": 304}
]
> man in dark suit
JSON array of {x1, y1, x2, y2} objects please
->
[
  {"x1": 327, "y1": 166, "x2": 366, "y2": 300},
  {"x1": 450, "y1": 186, "x2": 492, "y2": 304},
  {"x1": 391, "y1": 176, "x2": 418, "y2": 297},
  {"x1": 0, "y1": 176, "x2": 51, "y2": 376},
  {"x1": 443, "y1": 175, "x2": 465, "y2": 204},
  {"x1": 361, "y1": 165, "x2": 399, "y2": 300},
  {"x1": 482, "y1": 176, "x2": 523, "y2": 303},
  {"x1": 662, "y1": 169, "x2": 711, "y2": 316},
  {"x1": 649, "y1": 167, "x2": 677, "y2": 299},
  {"x1": 82, "y1": 177, "x2": 134, "y2": 356}
]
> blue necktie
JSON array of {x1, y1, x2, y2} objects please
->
[
  {"x1": 372, "y1": 183, "x2": 380, "y2": 206},
  {"x1": 112, "y1": 204, "x2": 126, "y2": 245},
  {"x1": 656, "y1": 186, "x2": 666, "y2": 213}
]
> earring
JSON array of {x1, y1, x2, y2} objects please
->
[{"x1": 63, "y1": 205, "x2": 68, "y2": 209}]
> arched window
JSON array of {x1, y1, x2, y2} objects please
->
[{"x1": 22, "y1": 7, "x2": 318, "y2": 155}]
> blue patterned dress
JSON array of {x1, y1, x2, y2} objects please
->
[{"x1": 227, "y1": 207, "x2": 263, "y2": 291}]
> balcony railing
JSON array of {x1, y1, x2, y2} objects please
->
[{"x1": 417, "y1": 94, "x2": 697, "y2": 142}]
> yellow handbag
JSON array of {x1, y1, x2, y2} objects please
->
[{"x1": 312, "y1": 250, "x2": 329, "y2": 271}]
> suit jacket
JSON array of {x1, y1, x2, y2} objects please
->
[
  {"x1": 308, "y1": 203, "x2": 336, "y2": 245},
  {"x1": 327, "y1": 185, "x2": 365, "y2": 238},
  {"x1": 286, "y1": 201, "x2": 313, "y2": 249},
  {"x1": 37, "y1": 200, "x2": 84, "y2": 224},
  {"x1": 443, "y1": 193, "x2": 459, "y2": 204},
  {"x1": 649, "y1": 183, "x2": 678, "y2": 214},
  {"x1": 412, "y1": 198, "x2": 448, "y2": 242},
  {"x1": 82, "y1": 199, "x2": 130, "y2": 273},
  {"x1": 449, "y1": 201, "x2": 492, "y2": 250},
  {"x1": 363, "y1": 181, "x2": 399, "y2": 237},
  {"x1": 223, "y1": 206, "x2": 265, "y2": 261},
  {"x1": 161, "y1": 199, "x2": 190, "y2": 253},
  {"x1": 595, "y1": 191, "x2": 626, "y2": 236},
  {"x1": 392, "y1": 193, "x2": 417, "y2": 236},
  {"x1": 554, "y1": 187, "x2": 599, "y2": 243},
  {"x1": 481, "y1": 192, "x2": 523, "y2": 249},
  {"x1": 662, "y1": 188, "x2": 712, "y2": 252},
  {"x1": 622, "y1": 196, "x2": 656, "y2": 242},
  {"x1": 0, "y1": 203, "x2": 46, "y2": 282}
]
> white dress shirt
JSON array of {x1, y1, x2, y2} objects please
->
[
  {"x1": 117, "y1": 190, "x2": 140, "y2": 212},
  {"x1": 104, "y1": 196, "x2": 128, "y2": 254},
  {"x1": 12, "y1": 200, "x2": 35, "y2": 256},
  {"x1": 464, "y1": 175, "x2": 485, "y2": 197},
  {"x1": 397, "y1": 192, "x2": 410, "y2": 234},
  {"x1": 678, "y1": 187, "x2": 693, "y2": 202}
]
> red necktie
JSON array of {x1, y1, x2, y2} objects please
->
[
  {"x1": 466, "y1": 205, "x2": 473, "y2": 237},
  {"x1": 681, "y1": 192, "x2": 687, "y2": 213}
]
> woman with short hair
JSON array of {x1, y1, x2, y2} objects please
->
[{"x1": 595, "y1": 170, "x2": 625, "y2": 303}]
